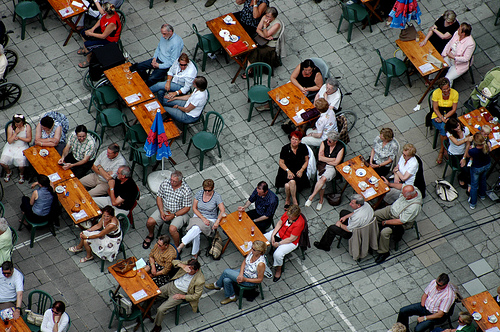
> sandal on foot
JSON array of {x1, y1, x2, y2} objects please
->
[
  {"x1": 3, "y1": 172, "x2": 12, "y2": 182},
  {"x1": 436, "y1": 153, "x2": 443, "y2": 164},
  {"x1": 77, "y1": 47, "x2": 89, "y2": 56},
  {"x1": 79, "y1": 256, "x2": 94, "y2": 263},
  {"x1": 18, "y1": 175, "x2": 25, "y2": 184},
  {"x1": 78, "y1": 61, "x2": 90, "y2": 68},
  {"x1": 241, "y1": 73, "x2": 247, "y2": 79},
  {"x1": 142, "y1": 235, "x2": 154, "y2": 249},
  {"x1": 68, "y1": 246, "x2": 83, "y2": 253}
]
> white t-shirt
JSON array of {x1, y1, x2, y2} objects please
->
[
  {"x1": 446, "y1": 127, "x2": 470, "y2": 156},
  {"x1": 174, "y1": 273, "x2": 195, "y2": 293},
  {"x1": 41, "y1": 310, "x2": 70, "y2": 332},
  {"x1": 398, "y1": 155, "x2": 418, "y2": 186},
  {"x1": 0, "y1": 268, "x2": 23, "y2": 303},
  {"x1": 185, "y1": 89, "x2": 208, "y2": 118},
  {"x1": 315, "y1": 109, "x2": 338, "y2": 140},
  {"x1": 317, "y1": 84, "x2": 341, "y2": 110}
]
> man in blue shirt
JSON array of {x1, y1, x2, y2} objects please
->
[
  {"x1": 238, "y1": 181, "x2": 278, "y2": 232},
  {"x1": 131, "y1": 23, "x2": 184, "y2": 86}
]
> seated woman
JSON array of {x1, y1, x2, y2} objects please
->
[
  {"x1": 0, "y1": 218, "x2": 13, "y2": 264},
  {"x1": 77, "y1": 3, "x2": 122, "y2": 68},
  {"x1": 431, "y1": 311, "x2": 474, "y2": 332},
  {"x1": 290, "y1": 59, "x2": 323, "y2": 101},
  {"x1": 35, "y1": 115, "x2": 66, "y2": 155},
  {"x1": 150, "y1": 53, "x2": 198, "y2": 100},
  {"x1": 234, "y1": 0, "x2": 268, "y2": 36},
  {"x1": 20, "y1": 175, "x2": 54, "y2": 225},
  {"x1": 305, "y1": 131, "x2": 344, "y2": 211},
  {"x1": 369, "y1": 128, "x2": 399, "y2": 177},
  {"x1": 445, "y1": 118, "x2": 472, "y2": 187},
  {"x1": 177, "y1": 179, "x2": 226, "y2": 259},
  {"x1": 302, "y1": 98, "x2": 337, "y2": 148},
  {"x1": 441, "y1": 22, "x2": 475, "y2": 87},
  {"x1": 243, "y1": 7, "x2": 282, "y2": 76},
  {"x1": 382, "y1": 143, "x2": 418, "y2": 204},
  {"x1": 41, "y1": 301, "x2": 70, "y2": 332},
  {"x1": 160, "y1": 76, "x2": 208, "y2": 124},
  {"x1": 74, "y1": 0, "x2": 124, "y2": 31},
  {"x1": 264, "y1": 205, "x2": 304, "y2": 282},
  {"x1": 314, "y1": 78, "x2": 342, "y2": 111},
  {"x1": 145, "y1": 234, "x2": 178, "y2": 287},
  {"x1": 0, "y1": 114, "x2": 32, "y2": 184},
  {"x1": 275, "y1": 131, "x2": 309, "y2": 209},
  {"x1": 419, "y1": 10, "x2": 459, "y2": 54},
  {"x1": 431, "y1": 78, "x2": 459, "y2": 164},
  {"x1": 68, "y1": 205, "x2": 122, "y2": 263},
  {"x1": 205, "y1": 240, "x2": 266, "y2": 305}
]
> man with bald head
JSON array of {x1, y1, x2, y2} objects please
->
[{"x1": 374, "y1": 185, "x2": 423, "y2": 263}]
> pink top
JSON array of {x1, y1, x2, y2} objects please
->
[
  {"x1": 441, "y1": 31, "x2": 475, "y2": 76},
  {"x1": 424, "y1": 279, "x2": 455, "y2": 313}
]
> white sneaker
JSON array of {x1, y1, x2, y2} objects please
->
[
  {"x1": 305, "y1": 199, "x2": 312, "y2": 207},
  {"x1": 316, "y1": 202, "x2": 323, "y2": 211}
]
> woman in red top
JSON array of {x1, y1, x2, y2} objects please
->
[
  {"x1": 77, "y1": 3, "x2": 122, "y2": 68},
  {"x1": 264, "y1": 204, "x2": 304, "y2": 282}
]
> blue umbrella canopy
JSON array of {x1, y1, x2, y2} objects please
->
[
  {"x1": 144, "y1": 110, "x2": 172, "y2": 160},
  {"x1": 388, "y1": 0, "x2": 422, "y2": 29}
]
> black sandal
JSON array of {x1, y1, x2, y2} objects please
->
[{"x1": 142, "y1": 235, "x2": 154, "y2": 249}]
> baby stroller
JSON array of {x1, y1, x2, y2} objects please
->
[
  {"x1": 464, "y1": 66, "x2": 500, "y2": 117},
  {"x1": 0, "y1": 48, "x2": 21, "y2": 110}
]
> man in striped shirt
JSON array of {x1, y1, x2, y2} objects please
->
[{"x1": 397, "y1": 273, "x2": 455, "y2": 332}]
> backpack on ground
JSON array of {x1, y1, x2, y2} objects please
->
[{"x1": 435, "y1": 179, "x2": 458, "y2": 201}]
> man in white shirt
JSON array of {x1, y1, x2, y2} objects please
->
[
  {"x1": 161, "y1": 76, "x2": 208, "y2": 124},
  {"x1": 0, "y1": 261, "x2": 23, "y2": 319},
  {"x1": 314, "y1": 194, "x2": 374, "y2": 251}
]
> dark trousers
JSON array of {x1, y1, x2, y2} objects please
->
[
  {"x1": 316, "y1": 210, "x2": 351, "y2": 249},
  {"x1": 374, "y1": 165, "x2": 391, "y2": 177},
  {"x1": 64, "y1": 153, "x2": 94, "y2": 179},
  {"x1": 397, "y1": 303, "x2": 438, "y2": 332},
  {"x1": 132, "y1": 58, "x2": 169, "y2": 86},
  {"x1": 247, "y1": 209, "x2": 272, "y2": 233}
]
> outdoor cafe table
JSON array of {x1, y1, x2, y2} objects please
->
[
  {"x1": 109, "y1": 257, "x2": 161, "y2": 319},
  {"x1": 458, "y1": 107, "x2": 500, "y2": 151},
  {"x1": 206, "y1": 13, "x2": 257, "y2": 84},
  {"x1": 335, "y1": 155, "x2": 390, "y2": 207},
  {"x1": 396, "y1": 31, "x2": 449, "y2": 105},
  {"x1": 104, "y1": 63, "x2": 155, "y2": 107},
  {"x1": 462, "y1": 291, "x2": 500, "y2": 331},
  {"x1": 269, "y1": 82, "x2": 315, "y2": 126},
  {"x1": 46, "y1": 0, "x2": 88, "y2": 46},
  {"x1": 56, "y1": 177, "x2": 102, "y2": 225},
  {"x1": 0, "y1": 316, "x2": 31, "y2": 331},
  {"x1": 24, "y1": 146, "x2": 74, "y2": 184},
  {"x1": 219, "y1": 211, "x2": 269, "y2": 256}
]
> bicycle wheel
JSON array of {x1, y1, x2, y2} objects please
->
[{"x1": 337, "y1": 110, "x2": 357, "y2": 132}]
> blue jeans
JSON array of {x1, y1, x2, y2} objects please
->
[
  {"x1": 432, "y1": 118, "x2": 446, "y2": 136},
  {"x1": 397, "y1": 302, "x2": 436, "y2": 332},
  {"x1": 133, "y1": 58, "x2": 169, "y2": 86},
  {"x1": 163, "y1": 100, "x2": 199, "y2": 124},
  {"x1": 215, "y1": 268, "x2": 255, "y2": 298},
  {"x1": 469, "y1": 163, "x2": 491, "y2": 206},
  {"x1": 150, "y1": 82, "x2": 183, "y2": 103}
]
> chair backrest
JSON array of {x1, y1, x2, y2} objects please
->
[
  {"x1": 87, "y1": 130, "x2": 102, "y2": 157},
  {"x1": 192, "y1": 24, "x2": 205, "y2": 47},
  {"x1": 9, "y1": 226, "x2": 17, "y2": 248},
  {"x1": 427, "y1": 88, "x2": 437, "y2": 111},
  {"x1": 116, "y1": 9, "x2": 126, "y2": 30},
  {"x1": 192, "y1": 24, "x2": 218, "y2": 51},
  {"x1": 108, "y1": 290, "x2": 127, "y2": 317},
  {"x1": 298, "y1": 213, "x2": 310, "y2": 250},
  {"x1": 348, "y1": 216, "x2": 378, "y2": 260},
  {"x1": 391, "y1": 137, "x2": 401, "y2": 170},
  {"x1": 246, "y1": 62, "x2": 272, "y2": 90},
  {"x1": 4, "y1": 120, "x2": 12, "y2": 136},
  {"x1": 27, "y1": 290, "x2": 54, "y2": 314},
  {"x1": 203, "y1": 111, "x2": 224, "y2": 140},
  {"x1": 116, "y1": 213, "x2": 130, "y2": 237},
  {"x1": 415, "y1": 155, "x2": 426, "y2": 199},
  {"x1": 127, "y1": 142, "x2": 150, "y2": 166},
  {"x1": 122, "y1": 113, "x2": 146, "y2": 143},
  {"x1": 0, "y1": 201, "x2": 4, "y2": 217},
  {"x1": 310, "y1": 57, "x2": 329, "y2": 83},
  {"x1": 375, "y1": 49, "x2": 392, "y2": 75},
  {"x1": 341, "y1": 2, "x2": 362, "y2": 22}
]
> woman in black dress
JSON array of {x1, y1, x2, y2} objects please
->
[
  {"x1": 290, "y1": 59, "x2": 323, "y2": 101},
  {"x1": 419, "y1": 10, "x2": 459, "y2": 54},
  {"x1": 275, "y1": 131, "x2": 309, "y2": 209}
]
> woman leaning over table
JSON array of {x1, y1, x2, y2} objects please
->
[
  {"x1": 441, "y1": 22, "x2": 475, "y2": 88},
  {"x1": 431, "y1": 77, "x2": 458, "y2": 164},
  {"x1": 419, "y1": 10, "x2": 459, "y2": 54},
  {"x1": 264, "y1": 205, "x2": 305, "y2": 282},
  {"x1": 41, "y1": 301, "x2": 70, "y2": 332},
  {"x1": 68, "y1": 205, "x2": 122, "y2": 263},
  {"x1": 369, "y1": 128, "x2": 399, "y2": 177},
  {"x1": 290, "y1": 59, "x2": 323, "y2": 101},
  {"x1": 177, "y1": 179, "x2": 226, "y2": 259},
  {"x1": 234, "y1": 0, "x2": 268, "y2": 37},
  {"x1": 0, "y1": 114, "x2": 31, "y2": 184},
  {"x1": 465, "y1": 132, "x2": 491, "y2": 209},
  {"x1": 20, "y1": 174, "x2": 54, "y2": 225},
  {"x1": 145, "y1": 234, "x2": 178, "y2": 287},
  {"x1": 444, "y1": 118, "x2": 472, "y2": 188},
  {"x1": 205, "y1": 240, "x2": 266, "y2": 305},
  {"x1": 35, "y1": 115, "x2": 66, "y2": 155}
]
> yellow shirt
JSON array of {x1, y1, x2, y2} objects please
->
[{"x1": 431, "y1": 88, "x2": 459, "y2": 119}]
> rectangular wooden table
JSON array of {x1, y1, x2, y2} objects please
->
[
  {"x1": 396, "y1": 31, "x2": 449, "y2": 104},
  {"x1": 462, "y1": 291, "x2": 500, "y2": 331},
  {"x1": 335, "y1": 155, "x2": 390, "y2": 205},
  {"x1": 219, "y1": 211, "x2": 269, "y2": 256},
  {"x1": 361, "y1": 0, "x2": 383, "y2": 25},
  {"x1": 269, "y1": 82, "x2": 315, "y2": 126},
  {"x1": 56, "y1": 177, "x2": 102, "y2": 224},
  {"x1": 130, "y1": 99, "x2": 181, "y2": 142},
  {"x1": 459, "y1": 107, "x2": 500, "y2": 151},
  {"x1": 0, "y1": 316, "x2": 31, "y2": 331},
  {"x1": 109, "y1": 257, "x2": 161, "y2": 319},
  {"x1": 46, "y1": 0, "x2": 88, "y2": 46},
  {"x1": 24, "y1": 146, "x2": 75, "y2": 184},
  {"x1": 206, "y1": 13, "x2": 257, "y2": 83},
  {"x1": 104, "y1": 63, "x2": 156, "y2": 107}
]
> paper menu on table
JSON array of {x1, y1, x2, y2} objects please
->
[
  {"x1": 133, "y1": 258, "x2": 147, "y2": 270},
  {"x1": 72, "y1": 210, "x2": 88, "y2": 221},
  {"x1": 145, "y1": 101, "x2": 161, "y2": 111},
  {"x1": 490, "y1": 138, "x2": 499, "y2": 147},
  {"x1": 59, "y1": 7, "x2": 74, "y2": 17},
  {"x1": 132, "y1": 289, "x2": 148, "y2": 301},
  {"x1": 71, "y1": 1, "x2": 83, "y2": 7},
  {"x1": 48, "y1": 173, "x2": 61, "y2": 182},
  {"x1": 418, "y1": 63, "x2": 434, "y2": 74},
  {"x1": 362, "y1": 188, "x2": 377, "y2": 198},
  {"x1": 125, "y1": 94, "x2": 140, "y2": 104},
  {"x1": 293, "y1": 115, "x2": 303, "y2": 124},
  {"x1": 486, "y1": 328, "x2": 500, "y2": 332}
]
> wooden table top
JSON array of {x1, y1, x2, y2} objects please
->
[
  {"x1": 396, "y1": 31, "x2": 448, "y2": 77},
  {"x1": 47, "y1": 0, "x2": 88, "y2": 20},
  {"x1": 0, "y1": 316, "x2": 31, "y2": 331},
  {"x1": 462, "y1": 291, "x2": 500, "y2": 331},
  {"x1": 219, "y1": 211, "x2": 269, "y2": 256},
  {"x1": 268, "y1": 82, "x2": 315, "y2": 126},
  {"x1": 130, "y1": 100, "x2": 181, "y2": 140},
  {"x1": 206, "y1": 13, "x2": 257, "y2": 58},
  {"x1": 335, "y1": 155, "x2": 390, "y2": 202},
  {"x1": 104, "y1": 63, "x2": 155, "y2": 107},
  {"x1": 55, "y1": 178, "x2": 101, "y2": 224},
  {"x1": 24, "y1": 146, "x2": 75, "y2": 184},
  {"x1": 108, "y1": 257, "x2": 161, "y2": 305},
  {"x1": 459, "y1": 107, "x2": 500, "y2": 151}
]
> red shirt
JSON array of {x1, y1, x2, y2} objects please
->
[
  {"x1": 100, "y1": 12, "x2": 122, "y2": 43},
  {"x1": 278, "y1": 212, "x2": 305, "y2": 246}
]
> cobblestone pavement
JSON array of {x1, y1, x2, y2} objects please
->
[{"x1": 1, "y1": 0, "x2": 500, "y2": 330}]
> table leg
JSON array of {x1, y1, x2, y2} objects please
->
[
  {"x1": 231, "y1": 54, "x2": 249, "y2": 84},
  {"x1": 369, "y1": 194, "x2": 386, "y2": 210},
  {"x1": 418, "y1": 68, "x2": 445, "y2": 105},
  {"x1": 362, "y1": 0, "x2": 382, "y2": 28},
  {"x1": 133, "y1": 296, "x2": 158, "y2": 331},
  {"x1": 63, "y1": 13, "x2": 84, "y2": 46},
  {"x1": 270, "y1": 104, "x2": 281, "y2": 126},
  {"x1": 220, "y1": 238, "x2": 231, "y2": 255}
]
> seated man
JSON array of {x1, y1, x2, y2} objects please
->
[
  {"x1": 93, "y1": 166, "x2": 138, "y2": 216},
  {"x1": 161, "y1": 76, "x2": 208, "y2": 124},
  {"x1": 397, "y1": 273, "x2": 455, "y2": 332},
  {"x1": 238, "y1": 181, "x2": 278, "y2": 232},
  {"x1": 80, "y1": 143, "x2": 126, "y2": 197},
  {"x1": 58, "y1": 125, "x2": 98, "y2": 178},
  {"x1": 150, "y1": 53, "x2": 198, "y2": 101},
  {"x1": 0, "y1": 261, "x2": 23, "y2": 319},
  {"x1": 375, "y1": 185, "x2": 422, "y2": 264},
  {"x1": 314, "y1": 194, "x2": 374, "y2": 251},
  {"x1": 131, "y1": 24, "x2": 184, "y2": 86},
  {"x1": 151, "y1": 259, "x2": 204, "y2": 332},
  {"x1": 144, "y1": 171, "x2": 192, "y2": 248}
]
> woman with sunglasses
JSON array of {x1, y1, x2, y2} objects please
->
[
  {"x1": 144, "y1": 234, "x2": 178, "y2": 287},
  {"x1": 0, "y1": 114, "x2": 32, "y2": 184},
  {"x1": 41, "y1": 301, "x2": 69, "y2": 332},
  {"x1": 177, "y1": 179, "x2": 226, "y2": 259}
]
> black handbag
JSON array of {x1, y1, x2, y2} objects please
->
[{"x1": 254, "y1": 35, "x2": 269, "y2": 46}]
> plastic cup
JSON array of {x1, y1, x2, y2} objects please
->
[{"x1": 238, "y1": 211, "x2": 242, "y2": 221}]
